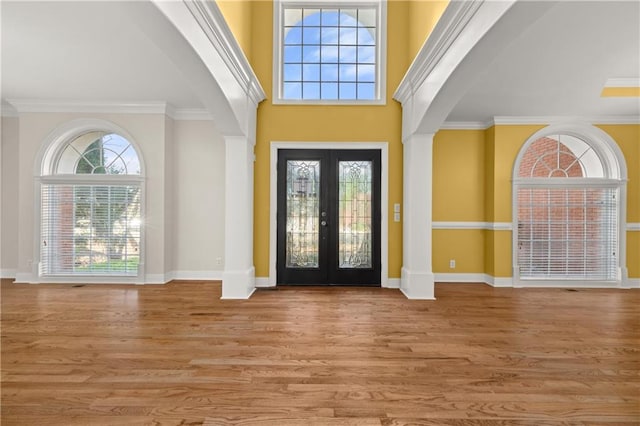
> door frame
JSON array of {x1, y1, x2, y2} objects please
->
[{"x1": 269, "y1": 142, "x2": 389, "y2": 287}]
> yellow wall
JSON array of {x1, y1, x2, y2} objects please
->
[
  {"x1": 218, "y1": 0, "x2": 639, "y2": 282},
  {"x1": 600, "y1": 87, "x2": 640, "y2": 97},
  {"x1": 250, "y1": 1, "x2": 439, "y2": 279},
  {"x1": 408, "y1": 1, "x2": 448, "y2": 63},
  {"x1": 435, "y1": 124, "x2": 638, "y2": 279},
  {"x1": 217, "y1": 0, "x2": 253, "y2": 61},
  {"x1": 597, "y1": 125, "x2": 640, "y2": 278},
  {"x1": 433, "y1": 129, "x2": 485, "y2": 221}
]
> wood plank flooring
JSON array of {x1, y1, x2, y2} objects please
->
[{"x1": 1, "y1": 279, "x2": 639, "y2": 425}]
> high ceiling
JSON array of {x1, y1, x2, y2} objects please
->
[
  {"x1": 1, "y1": 1, "x2": 205, "y2": 110},
  {"x1": 445, "y1": 0, "x2": 640, "y2": 123},
  {"x1": 2, "y1": 1, "x2": 639, "y2": 123}
]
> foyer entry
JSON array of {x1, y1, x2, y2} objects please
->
[{"x1": 276, "y1": 149, "x2": 381, "y2": 286}]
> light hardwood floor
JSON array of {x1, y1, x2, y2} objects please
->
[{"x1": 1, "y1": 279, "x2": 639, "y2": 425}]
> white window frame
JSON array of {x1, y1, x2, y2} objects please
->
[
  {"x1": 273, "y1": 0, "x2": 387, "y2": 105},
  {"x1": 34, "y1": 119, "x2": 146, "y2": 284},
  {"x1": 512, "y1": 124, "x2": 628, "y2": 288}
]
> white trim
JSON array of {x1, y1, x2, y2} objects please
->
[
  {"x1": 441, "y1": 116, "x2": 640, "y2": 130},
  {"x1": 432, "y1": 221, "x2": 512, "y2": 231},
  {"x1": 255, "y1": 277, "x2": 273, "y2": 288},
  {"x1": 384, "y1": 278, "x2": 400, "y2": 289},
  {"x1": 221, "y1": 268, "x2": 256, "y2": 299},
  {"x1": 604, "y1": 78, "x2": 640, "y2": 88},
  {"x1": 172, "y1": 271, "x2": 223, "y2": 281},
  {"x1": 272, "y1": 0, "x2": 387, "y2": 105},
  {"x1": 434, "y1": 273, "x2": 487, "y2": 283},
  {"x1": 440, "y1": 121, "x2": 487, "y2": 130},
  {"x1": 1, "y1": 104, "x2": 18, "y2": 117},
  {"x1": 490, "y1": 116, "x2": 640, "y2": 126},
  {"x1": 394, "y1": 0, "x2": 483, "y2": 105},
  {"x1": 269, "y1": 141, "x2": 389, "y2": 287},
  {"x1": 184, "y1": 0, "x2": 266, "y2": 107},
  {"x1": 512, "y1": 123, "x2": 628, "y2": 288},
  {"x1": 4, "y1": 100, "x2": 213, "y2": 121},
  {"x1": 7, "y1": 99, "x2": 169, "y2": 115},
  {"x1": 0, "y1": 269, "x2": 17, "y2": 279},
  {"x1": 627, "y1": 223, "x2": 640, "y2": 231},
  {"x1": 433, "y1": 274, "x2": 630, "y2": 289},
  {"x1": 32, "y1": 118, "x2": 147, "y2": 284}
]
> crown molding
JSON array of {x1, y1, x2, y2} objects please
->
[
  {"x1": 6, "y1": 99, "x2": 169, "y2": 115},
  {"x1": 440, "y1": 116, "x2": 640, "y2": 130},
  {"x1": 393, "y1": 0, "x2": 484, "y2": 104},
  {"x1": 185, "y1": 0, "x2": 266, "y2": 107},
  {"x1": 440, "y1": 121, "x2": 487, "y2": 130},
  {"x1": 604, "y1": 78, "x2": 640, "y2": 88},
  {"x1": 489, "y1": 116, "x2": 640, "y2": 126},
  {"x1": 1, "y1": 103, "x2": 19, "y2": 117},
  {"x1": 3, "y1": 99, "x2": 212, "y2": 121}
]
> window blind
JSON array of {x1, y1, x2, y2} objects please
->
[
  {"x1": 41, "y1": 184, "x2": 141, "y2": 276},
  {"x1": 517, "y1": 187, "x2": 618, "y2": 280}
]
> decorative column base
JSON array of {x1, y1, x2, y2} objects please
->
[
  {"x1": 222, "y1": 267, "x2": 256, "y2": 299},
  {"x1": 400, "y1": 268, "x2": 435, "y2": 300}
]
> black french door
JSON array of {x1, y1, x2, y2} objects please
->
[{"x1": 277, "y1": 149, "x2": 381, "y2": 286}]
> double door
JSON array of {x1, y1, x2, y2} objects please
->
[{"x1": 277, "y1": 149, "x2": 381, "y2": 286}]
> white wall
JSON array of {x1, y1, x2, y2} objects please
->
[
  {"x1": 0, "y1": 112, "x2": 226, "y2": 283},
  {"x1": 1, "y1": 117, "x2": 20, "y2": 277},
  {"x1": 172, "y1": 119, "x2": 225, "y2": 279},
  {"x1": 11, "y1": 112, "x2": 171, "y2": 283}
]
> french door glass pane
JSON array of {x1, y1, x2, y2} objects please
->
[
  {"x1": 338, "y1": 161, "x2": 372, "y2": 268},
  {"x1": 286, "y1": 160, "x2": 320, "y2": 268}
]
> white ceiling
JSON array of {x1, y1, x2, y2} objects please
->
[
  {"x1": 446, "y1": 0, "x2": 640, "y2": 123},
  {"x1": 1, "y1": 1, "x2": 204, "y2": 109},
  {"x1": 2, "y1": 1, "x2": 639, "y2": 123}
]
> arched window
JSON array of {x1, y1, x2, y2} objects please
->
[
  {"x1": 513, "y1": 126, "x2": 627, "y2": 285},
  {"x1": 40, "y1": 129, "x2": 143, "y2": 279},
  {"x1": 275, "y1": 0, "x2": 385, "y2": 102}
]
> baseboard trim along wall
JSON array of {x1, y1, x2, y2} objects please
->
[{"x1": 434, "y1": 273, "x2": 640, "y2": 288}]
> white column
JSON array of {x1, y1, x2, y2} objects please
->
[
  {"x1": 222, "y1": 136, "x2": 256, "y2": 299},
  {"x1": 401, "y1": 133, "x2": 435, "y2": 299}
]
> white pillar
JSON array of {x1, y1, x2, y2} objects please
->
[
  {"x1": 222, "y1": 136, "x2": 256, "y2": 299},
  {"x1": 401, "y1": 133, "x2": 435, "y2": 299}
]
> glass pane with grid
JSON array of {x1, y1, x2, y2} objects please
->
[
  {"x1": 41, "y1": 184, "x2": 141, "y2": 276},
  {"x1": 517, "y1": 187, "x2": 618, "y2": 280},
  {"x1": 338, "y1": 161, "x2": 373, "y2": 268},
  {"x1": 286, "y1": 160, "x2": 320, "y2": 268},
  {"x1": 283, "y1": 7, "x2": 377, "y2": 100}
]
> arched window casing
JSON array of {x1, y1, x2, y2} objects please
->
[
  {"x1": 37, "y1": 120, "x2": 145, "y2": 282},
  {"x1": 512, "y1": 124, "x2": 627, "y2": 287},
  {"x1": 273, "y1": 0, "x2": 387, "y2": 104}
]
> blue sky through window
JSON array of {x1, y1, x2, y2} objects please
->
[{"x1": 282, "y1": 8, "x2": 377, "y2": 101}]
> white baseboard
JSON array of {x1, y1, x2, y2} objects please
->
[
  {"x1": 0, "y1": 269, "x2": 16, "y2": 279},
  {"x1": 434, "y1": 273, "x2": 514, "y2": 287},
  {"x1": 255, "y1": 277, "x2": 273, "y2": 288},
  {"x1": 384, "y1": 278, "x2": 400, "y2": 289},
  {"x1": 171, "y1": 270, "x2": 223, "y2": 281},
  {"x1": 144, "y1": 274, "x2": 169, "y2": 284},
  {"x1": 627, "y1": 278, "x2": 640, "y2": 288},
  {"x1": 434, "y1": 273, "x2": 487, "y2": 283}
]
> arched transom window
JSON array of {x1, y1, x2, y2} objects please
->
[
  {"x1": 40, "y1": 131, "x2": 143, "y2": 278},
  {"x1": 514, "y1": 131, "x2": 624, "y2": 284},
  {"x1": 274, "y1": 0, "x2": 386, "y2": 103}
]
